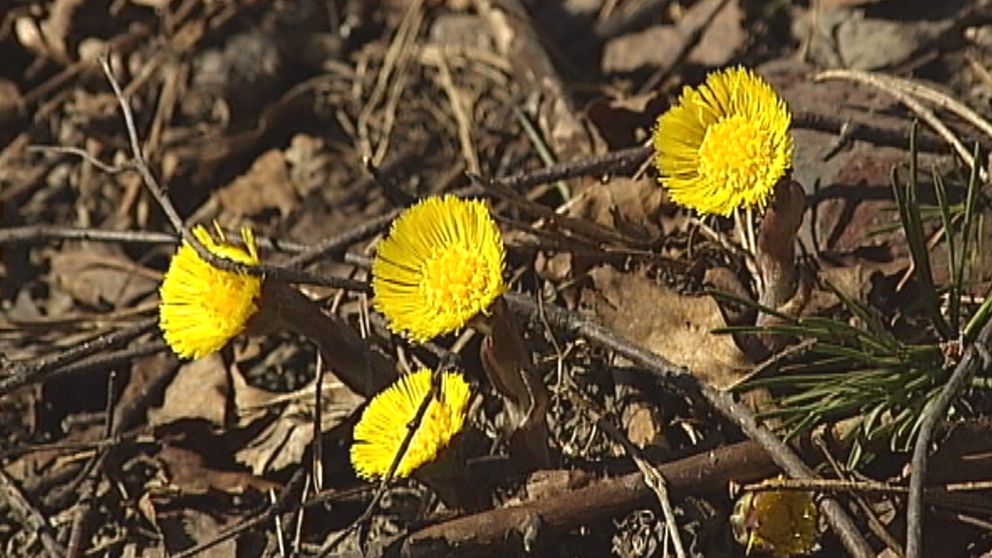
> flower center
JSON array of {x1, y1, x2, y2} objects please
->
[
  {"x1": 420, "y1": 246, "x2": 488, "y2": 313},
  {"x1": 697, "y1": 114, "x2": 771, "y2": 193}
]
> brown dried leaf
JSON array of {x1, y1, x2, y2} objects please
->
[
  {"x1": 154, "y1": 446, "x2": 278, "y2": 497},
  {"x1": 215, "y1": 148, "x2": 299, "y2": 218},
  {"x1": 480, "y1": 301, "x2": 551, "y2": 470},
  {"x1": 148, "y1": 354, "x2": 229, "y2": 428},
  {"x1": 760, "y1": 59, "x2": 946, "y2": 276},
  {"x1": 819, "y1": 0, "x2": 883, "y2": 6},
  {"x1": 0, "y1": 79, "x2": 25, "y2": 134},
  {"x1": 49, "y1": 245, "x2": 159, "y2": 308},
  {"x1": 584, "y1": 266, "x2": 748, "y2": 388},
  {"x1": 156, "y1": 509, "x2": 240, "y2": 558},
  {"x1": 117, "y1": 353, "x2": 178, "y2": 430},
  {"x1": 128, "y1": 0, "x2": 172, "y2": 7},
  {"x1": 622, "y1": 402, "x2": 665, "y2": 450},
  {"x1": 565, "y1": 176, "x2": 664, "y2": 239},
  {"x1": 232, "y1": 364, "x2": 363, "y2": 475},
  {"x1": 602, "y1": 26, "x2": 676, "y2": 74},
  {"x1": 687, "y1": 0, "x2": 744, "y2": 66},
  {"x1": 585, "y1": 91, "x2": 664, "y2": 147},
  {"x1": 793, "y1": 4, "x2": 955, "y2": 70},
  {"x1": 602, "y1": 0, "x2": 742, "y2": 73}
]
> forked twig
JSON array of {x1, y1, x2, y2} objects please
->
[
  {"x1": 815, "y1": 69, "x2": 989, "y2": 182},
  {"x1": 98, "y1": 56, "x2": 365, "y2": 292},
  {"x1": 906, "y1": 320, "x2": 992, "y2": 558}
]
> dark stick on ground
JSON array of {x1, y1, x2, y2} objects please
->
[
  {"x1": 793, "y1": 110, "x2": 960, "y2": 153},
  {"x1": 398, "y1": 440, "x2": 775, "y2": 557},
  {"x1": 0, "y1": 342, "x2": 167, "y2": 398},
  {"x1": 0, "y1": 225, "x2": 178, "y2": 246},
  {"x1": 0, "y1": 316, "x2": 158, "y2": 396},
  {"x1": 65, "y1": 370, "x2": 121, "y2": 558},
  {"x1": 905, "y1": 320, "x2": 992, "y2": 558},
  {"x1": 702, "y1": 387, "x2": 874, "y2": 558},
  {"x1": 0, "y1": 224, "x2": 313, "y2": 254}
]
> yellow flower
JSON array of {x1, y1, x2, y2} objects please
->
[
  {"x1": 372, "y1": 195, "x2": 506, "y2": 342},
  {"x1": 731, "y1": 486, "x2": 819, "y2": 557},
  {"x1": 653, "y1": 66, "x2": 793, "y2": 216},
  {"x1": 351, "y1": 369, "x2": 471, "y2": 479},
  {"x1": 159, "y1": 224, "x2": 262, "y2": 359}
]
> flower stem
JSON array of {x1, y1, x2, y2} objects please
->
[
  {"x1": 479, "y1": 297, "x2": 552, "y2": 470},
  {"x1": 250, "y1": 281, "x2": 396, "y2": 397}
]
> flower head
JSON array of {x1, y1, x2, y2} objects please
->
[
  {"x1": 159, "y1": 224, "x2": 262, "y2": 359},
  {"x1": 731, "y1": 485, "x2": 819, "y2": 557},
  {"x1": 351, "y1": 369, "x2": 472, "y2": 479},
  {"x1": 653, "y1": 66, "x2": 793, "y2": 216},
  {"x1": 372, "y1": 195, "x2": 506, "y2": 342}
]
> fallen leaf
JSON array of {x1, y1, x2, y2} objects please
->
[
  {"x1": 215, "y1": 148, "x2": 299, "y2": 218},
  {"x1": 148, "y1": 354, "x2": 230, "y2": 428},
  {"x1": 232, "y1": 364, "x2": 363, "y2": 475},
  {"x1": 565, "y1": 176, "x2": 665, "y2": 240},
  {"x1": 622, "y1": 402, "x2": 666, "y2": 450},
  {"x1": 759, "y1": 58, "x2": 945, "y2": 277},
  {"x1": 48, "y1": 244, "x2": 159, "y2": 309},
  {"x1": 583, "y1": 266, "x2": 749, "y2": 388},
  {"x1": 602, "y1": 0, "x2": 741, "y2": 73},
  {"x1": 792, "y1": 4, "x2": 955, "y2": 70},
  {"x1": 153, "y1": 445, "x2": 278, "y2": 497},
  {"x1": 687, "y1": 0, "x2": 744, "y2": 66},
  {"x1": 0, "y1": 79, "x2": 25, "y2": 138},
  {"x1": 585, "y1": 91, "x2": 664, "y2": 147},
  {"x1": 117, "y1": 352, "x2": 178, "y2": 430},
  {"x1": 148, "y1": 490, "x2": 267, "y2": 557}
]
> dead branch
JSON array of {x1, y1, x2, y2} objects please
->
[{"x1": 398, "y1": 440, "x2": 773, "y2": 557}]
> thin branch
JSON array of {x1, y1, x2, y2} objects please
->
[
  {"x1": 703, "y1": 388, "x2": 874, "y2": 558},
  {"x1": 1, "y1": 317, "x2": 158, "y2": 396},
  {"x1": 815, "y1": 69, "x2": 988, "y2": 182},
  {"x1": 26, "y1": 144, "x2": 129, "y2": 174},
  {"x1": 906, "y1": 320, "x2": 992, "y2": 558},
  {"x1": 793, "y1": 110, "x2": 960, "y2": 153},
  {"x1": 490, "y1": 145, "x2": 652, "y2": 192},
  {"x1": 0, "y1": 225, "x2": 177, "y2": 246},
  {"x1": 1, "y1": 341, "x2": 167, "y2": 397}
]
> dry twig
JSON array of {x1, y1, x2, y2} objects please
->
[{"x1": 906, "y1": 320, "x2": 992, "y2": 558}]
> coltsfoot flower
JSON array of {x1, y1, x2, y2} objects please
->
[
  {"x1": 372, "y1": 195, "x2": 506, "y2": 342},
  {"x1": 351, "y1": 369, "x2": 472, "y2": 479},
  {"x1": 731, "y1": 485, "x2": 820, "y2": 557},
  {"x1": 653, "y1": 66, "x2": 793, "y2": 216},
  {"x1": 159, "y1": 224, "x2": 261, "y2": 359}
]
